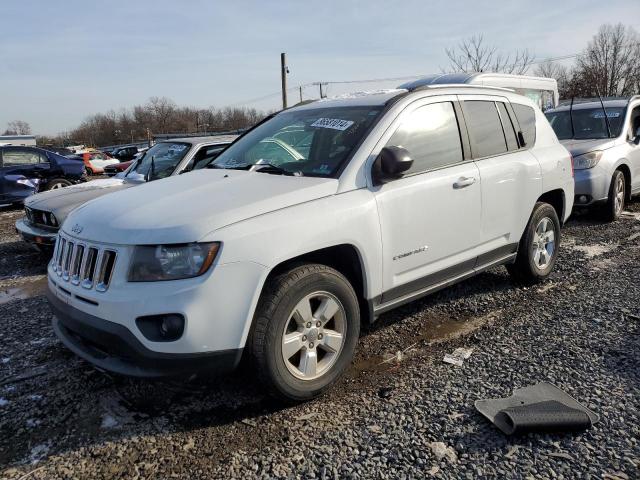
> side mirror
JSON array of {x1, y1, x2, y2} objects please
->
[
  {"x1": 633, "y1": 127, "x2": 640, "y2": 145},
  {"x1": 372, "y1": 146, "x2": 413, "y2": 185}
]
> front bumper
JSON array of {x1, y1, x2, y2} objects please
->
[
  {"x1": 15, "y1": 218, "x2": 57, "y2": 247},
  {"x1": 573, "y1": 166, "x2": 610, "y2": 206},
  {"x1": 48, "y1": 289, "x2": 243, "y2": 378}
]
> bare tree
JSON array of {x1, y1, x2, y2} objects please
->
[
  {"x1": 3, "y1": 120, "x2": 32, "y2": 135},
  {"x1": 444, "y1": 35, "x2": 535, "y2": 74},
  {"x1": 573, "y1": 23, "x2": 640, "y2": 97}
]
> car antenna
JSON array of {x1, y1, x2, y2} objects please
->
[
  {"x1": 569, "y1": 96, "x2": 575, "y2": 138},
  {"x1": 145, "y1": 155, "x2": 155, "y2": 182},
  {"x1": 595, "y1": 87, "x2": 612, "y2": 138}
]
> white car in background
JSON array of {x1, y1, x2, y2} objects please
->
[
  {"x1": 16, "y1": 136, "x2": 236, "y2": 249},
  {"x1": 47, "y1": 85, "x2": 573, "y2": 401}
]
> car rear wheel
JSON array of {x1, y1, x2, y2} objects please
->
[
  {"x1": 507, "y1": 202, "x2": 561, "y2": 284},
  {"x1": 45, "y1": 178, "x2": 72, "y2": 190},
  {"x1": 251, "y1": 264, "x2": 360, "y2": 402},
  {"x1": 603, "y1": 170, "x2": 625, "y2": 222}
]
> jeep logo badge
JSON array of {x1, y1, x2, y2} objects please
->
[{"x1": 71, "y1": 224, "x2": 83, "y2": 234}]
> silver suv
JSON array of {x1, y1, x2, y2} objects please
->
[{"x1": 545, "y1": 96, "x2": 640, "y2": 221}]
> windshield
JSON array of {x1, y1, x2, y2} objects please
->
[
  {"x1": 211, "y1": 106, "x2": 383, "y2": 177},
  {"x1": 546, "y1": 107, "x2": 626, "y2": 140},
  {"x1": 125, "y1": 142, "x2": 191, "y2": 181}
]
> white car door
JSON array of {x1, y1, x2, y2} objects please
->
[
  {"x1": 626, "y1": 104, "x2": 640, "y2": 193},
  {"x1": 372, "y1": 97, "x2": 482, "y2": 305},
  {"x1": 460, "y1": 96, "x2": 542, "y2": 257}
]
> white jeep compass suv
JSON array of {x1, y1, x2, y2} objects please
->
[{"x1": 47, "y1": 85, "x2": 574, "y2": 401}]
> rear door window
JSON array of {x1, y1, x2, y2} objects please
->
[
  {"x1": 462, "y1": 101, "x2": 508, "y2": 158},
  {"x1": 386, "y1": 101, "x2": 464, "y2": 175},
  {"x1": 512, "y1": 103, "x2": 537, "y2": 147}
]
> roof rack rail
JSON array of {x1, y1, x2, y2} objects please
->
[{"x1": 411, "y1": 83, "x2": 515, "y2": 93}]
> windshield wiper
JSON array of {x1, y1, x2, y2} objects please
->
[
  {"x1": 208, "y1": 163, "x2": 301, "y2": 176},
  {"x1": 144, "y1": 155, "x2": 156, "y2": 182}
]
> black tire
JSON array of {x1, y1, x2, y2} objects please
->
[
  {"x1": 507, "y1": 202, "x2": 561, "y2": 284},
  {"x1": 602, "y1": 170, "x2": 626, "y2": 222},
  {"x1": 251, "y1": 264, "x2": 360, "y2": 402},
  {"x1": 44, "y1": 178, "x2": 72, "y2": 191}
]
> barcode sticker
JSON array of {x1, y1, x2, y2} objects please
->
[{"x1": 310, "y1": 118, "x2": 355, "y2": 131}]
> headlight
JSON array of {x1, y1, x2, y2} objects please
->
[
  {"x1": 128, "y1": 242, "x2": 221, "y2": 282},
  {"x1": 573, "y1": 151, "x2": 602, "y2": 170},
  {"x1": 46, "y1": 212, "x2": 58, "y2": 227}
]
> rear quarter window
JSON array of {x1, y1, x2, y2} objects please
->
[{"x1": 512, "y1": 103, "x2": 537, "y2": 147}]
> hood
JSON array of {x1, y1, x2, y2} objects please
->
[
  {"x1": 63, "y1": 169, "x2": 339, "y2": 244},
  {"x1": 26, "y1": 178, "x2": 134, "y2": 222},
  {"x1": 560, "y1": 138, "x2": 617, "y2": 156}
]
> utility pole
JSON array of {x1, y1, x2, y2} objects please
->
[
  {"x1": 315, "y1": 82, "x2": 327, "y2": 99},
  {"x1": 280, "y1": 53, "x2": 288, "y2": 109}
]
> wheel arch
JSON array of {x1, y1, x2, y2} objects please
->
[
  {"x1": 260, "y1": 244, "x2": 371, "y2": 325},
  {"x1": 537, "y1": 189, "x2": 565, "y2": 224}
]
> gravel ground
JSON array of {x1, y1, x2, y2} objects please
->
[{"x1": 0, "y1": 202, "x2": 639, "y2": 479}]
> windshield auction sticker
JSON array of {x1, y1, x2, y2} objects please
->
[{"x1": 311, "y1": 118, "x2": 355, "y2": 131}]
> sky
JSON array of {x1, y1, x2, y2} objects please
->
[{"x1": 1, "y1": 0, "x2": 638, "y2": 135}]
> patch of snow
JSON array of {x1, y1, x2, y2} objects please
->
[
  {"x1": 1, "y1": 357, "x2": 10, "y2": 363},
  {"x1": 571, "y1": 243, "x2": 618, "y2": 259},
  {"x1": 29, "y1": 394, "x2": 43, "y2": 401},
  {"x1": 28, "y1": 442, "x2": 50, "y2": 464},
  {"x1": 26, "y1": 418, "x2": 41, "y2": 428},
  {"x1": 101, "y1": 414, "x2": 119, "y2": 429},
  {"x1": 318, "y1": 88, "x2": 407, "y2": 101},
  {"x1": 0, "y1": 398, "x2": 9, "y2": 407}
]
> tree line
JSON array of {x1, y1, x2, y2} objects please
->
[{"x1": 34, "y1": 97, "x2": 266, "y2": 148}]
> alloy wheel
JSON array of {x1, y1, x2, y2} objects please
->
[
  {"x1": 614, "y1": 174, "x2": 625, "y2": 216},
  {"x1": 531, "y1": 217, "x2": 556, "y2": 270},
  {"x1": 281, "y1": 291, "x2": 346, "y2": 381}
]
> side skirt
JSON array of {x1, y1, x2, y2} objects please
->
[{"x1": 370, "y1": 246, "x2": 518, "y2": 318}]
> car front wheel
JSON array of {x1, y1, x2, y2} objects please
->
[
  {"x1": 603, "y1": 170, "x2": 625, "y2": 222},
  {"x1": 251, "y1": 264, "x2": 360, "y2": 402},
  {"x1": 507, "y1": 202, "x2": 561, "y2": 283},
  {"x1": 45, "y1": 178, "x2": 72, "y2": 190}
]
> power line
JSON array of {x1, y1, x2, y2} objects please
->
[{"x1": 232, "y1": 42, "x2": 640, "y2": 108}]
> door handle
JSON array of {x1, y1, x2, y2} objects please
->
[{"x1": 453, "y1": 176, "x2": 476, "y2": 189}]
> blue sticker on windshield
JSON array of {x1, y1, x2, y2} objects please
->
[{"x1": 592, "y1": 111, "x2": 620, "y2": 118}]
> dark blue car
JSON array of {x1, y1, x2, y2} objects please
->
[{"x1": 0, "y1": 146, "x2": 85, "y2": 206}]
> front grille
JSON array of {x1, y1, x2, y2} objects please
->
[
  {"x1": 25, "y1": 207, "x2": 58, "y2": 229},
  {"x1": 53, "y1": 234, "x2": 117, "y2": 292}
]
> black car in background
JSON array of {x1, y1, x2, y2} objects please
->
[
  {"x1": 0, "y1": 146, "x2": 85, "y2": 206},
  {"x1": 45, "y1": 146, "x2": 75, "y2": 156},
  {"x1": 110, "y1": 145, "x2": 139, "y2": 161}
]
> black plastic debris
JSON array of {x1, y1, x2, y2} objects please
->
[
  {"x1": 475, "y1": 383, "x2": 599, "y2": 435},
  {"x1": 378, "y1": 386, "x2": 395, "y2": 399}
]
